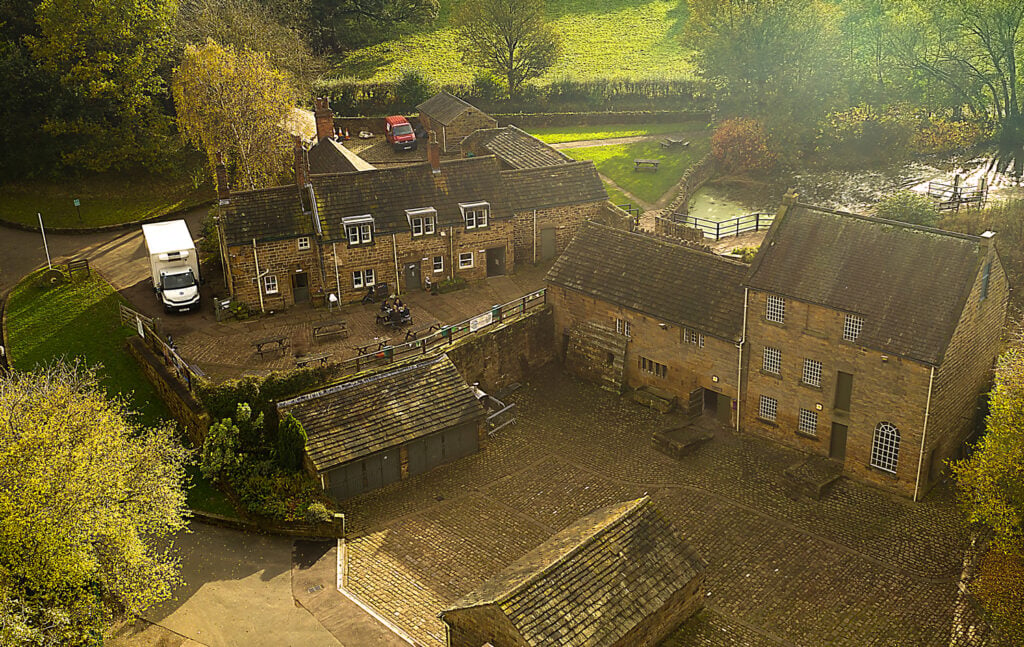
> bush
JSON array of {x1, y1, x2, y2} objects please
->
[
  {"x1": 730, "y1": 245, "x2": 759, "y2": 263},
  {"x1": 198, "y1": 207, "x2": 220, "y2": 263},
  {"x1": 276, "y1": 414, "x2": 307, "y2": 471},
  {"x1": 817, "y1": 105, "x2": 915, "y2": 160},
  {"x1": 395, "y1": 70, "x2": 434, "y2": 112},
  {"x1": 911, "y1": 116, "x2": 986, "y2": 154},
  {"x1": 305, "y1": 502, "x2": 333, "y2": 523},
  {"x1": 436, "y1": 276, "x2": 468, "y2": 293},
  {"x1": 711, "y1": 118, "x2": 776, "y2": 175},
  {"x1": 875, "y1": 190, "x2": 938, "y2": 226}
]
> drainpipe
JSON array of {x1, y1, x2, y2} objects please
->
[
  {"x1": 449, "y1": 227, "x2": 455, "y2": 280},
  {"x1": 333, "y1": 242, "x2": 341, "y2": 302},
  {"x1": 253, "y1": 238, "x2": 266, "y2": 314},
  {"x1": 392, "y1": 234, "x2": 400, "y2": 296},
  {"x1": 736, "y1": 287, "x2": 749, "y2": 431},
  {"x1": 913, "y1": 366, "x2": 936, "y2": 502},
  {"x1": 533, "y1": 209, "x2": 537, "y2": 264}
]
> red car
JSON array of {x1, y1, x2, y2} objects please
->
[{"x1": 385, "y1": 115, "x2": 417, "y2": 151}]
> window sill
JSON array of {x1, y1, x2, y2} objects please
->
[
  {"x1": 756, "y1": 417, "x2": 778, "y2": 427},
  {"x1": 347, "y1": 242, "x2": 375, "y2": 248},
  {"x1": 761, "y1": 317, "x2": 786, "y2": 328},
  {"x1": 799, "y1": 381, "x2": 822, "y2": 391},
  {"x1": 795, "y1": 431, "x2": 819, "y2": 441},
  {"x1": 867, "y1": 464, "x2": 899, "y2": 480},
  {"x1": 759, "y1": 369, "x2": 782, "y2": 380}
]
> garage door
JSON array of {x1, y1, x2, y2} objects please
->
[
  {"x1": 406, "y1": 426, "x2": 480, "y2": 478},
  {"x1": 325, "y1": 447, "x2": 401, "y2": 501},
  {"x1": 443, "y1": 425, "x2": 478, "y2": 462}
]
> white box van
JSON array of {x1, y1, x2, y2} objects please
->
[{"x1": 141, "y1": 220, "x2": 201, "y2": 313}]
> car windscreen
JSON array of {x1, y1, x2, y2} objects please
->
[
  {"x1": 394, "y1": 124, "x2": 414, "y2": 136},
  {"x1": 162, "y1": 269, "x2": 195, "y2": 290}
]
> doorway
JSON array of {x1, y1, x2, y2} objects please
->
[
  {"x1": 292, "y1": 271, "x2": 309, "y2": 303},
  {"x1": 703, "y1": 389, "x2": 732, "y2": 425},
  {"x1": 829, "y1": 423, "x2": 848, "y2": 461},
  {"x1": 404, "y1": 261, "x2": 421, "y2": 291},
  {"x1": 540, "y1": 228, "x2": 556, "y2": 261},
  {"x1": 485, "y1": 246, "x2": 506, "y2": 277}
]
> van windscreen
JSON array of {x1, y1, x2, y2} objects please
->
[{"x1": 394, "y1": 124, "x2": 413, "y2": 135}]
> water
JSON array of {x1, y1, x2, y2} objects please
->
[{"x1": 687, "y1": 186, "x2": 756, "y2": 222}]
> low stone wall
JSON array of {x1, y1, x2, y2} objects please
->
[
  {"x1": 592, "y1": 202, "x2": 636, "y2": 231},
  {"x1": 447, "y1": 306, "x2": 555, "y2": 393},
  {"x1": 664, "y1": 154, "x2": 716, "y2": 216},
  {"x1": 331, "y1": 115, "x2": 423, "y2": 135},
  {"x1": 654, "y1": 216, "x2": 705, "y2": 244},
  {"x1": 191, "y1": 509, "x2": 345, "y2": 539},
  {"x1": 127, "y1": 336, "x2": 210, "y2": 444},
  {"x1": 495, "y1": 111, "x2": 712, "y2": 129}
]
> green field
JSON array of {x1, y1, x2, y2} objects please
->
[
  {"x1": 531, "y1": 121, "x2": 705, "y2": 144},
  {"x1": 334, "y1": 0, "x2": 693, "y2": 84}
]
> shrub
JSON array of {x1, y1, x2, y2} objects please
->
[
  {"x1": 395, "y1": 70, "x2": 434, "y2": 112},
  {"x1": 911, "y1": 116, "x2": 986, "y2": 154},
  {"x1": 201, "y1": 416, "x2": 243, "y2": 484},
  {"x1": 817, "y1": 105, "x2": 915, "y2": 160},
  {"x1": 198, "y1": 207, "x2": 220, "y2": 263},
  {"x1": 875, "y1": 190, "x2": 938, "y2": 226},
  {"x1": 730, "y1": 245, "x2": 759, "y2": 263},
  {"x1": 711, "y1": 118, "x2": 776, "y2": 175},
  {"x1": 276, "y1": 414, "x2": 307, "y2": 471},
  {"x1": 305, "y1": 502, "x2": 333, "y2": 523},
  {"x1": 436, "y1": 276, "x2": 468, "y2": 293}
]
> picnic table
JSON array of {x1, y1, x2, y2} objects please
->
[
  {"x1": 378, "y1": 309, "x2": 412, "y2": 329},
  {"x1": 660, "y1": 138, "x2": 690, "y2": 149},
  {"x1": 295, "y1": 352, "x2": 332, "y2": 368},
  {"x1": 253, "y1": 335, "x2": 288, "y2": 358},
  {"x1": 634, "y1": 159, "x2": 660, "y2": 172},
  {"x1": 353, "y1": 337, "x2": 391, "y2": 355},
  {"x1": 312, "y1": 320, "x2": 348, "y2": 343},
  {"x1": 404, "y1": 322, "x2": 442, "y2": 342}
]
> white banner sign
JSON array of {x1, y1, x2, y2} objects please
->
[{"x1": 469, "y1": 311, "x2": 493, "y2": 333}]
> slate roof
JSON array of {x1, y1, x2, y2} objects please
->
[
  {"x1": 307, "y1": 138, "x2": 376, "y2": 174},
  {"x1": 746, "y1": 203, "x2": 985, "y2": 365},
  {"x1": 462, "y1": 125, "x2": 571, "y2": 169},
  {"x1": 441, "y1": 496, "x2": 705, "y2": 647},
  {"x1": 311, "y1": 156, "x2": 513, "y2": 240},
  {"x1": 417, "y1": 91, "x2": 476, "y2": 125},
  {"x1": 546, "y1": 222, "x2": 747, "y2": 340},
  {"x1": 221, "y1": 184, "x2": 313, "y2": 246},
  {"x1": 503, "y1": 162, "x2": 607, "y2": 211},
  {"x1": 277, "y1": 355, "x2": 485, "y2": 472}
]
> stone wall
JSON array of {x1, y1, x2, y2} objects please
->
[
  {"x1": 446, "y1": 306, "x2": 555, "y2": 393},
  {"x1": 614, "y1": 575, "x2": 705, "y2": 647},
  {"x1": 126, "y1": 336, "x2": 210, "y2": 444},
  {"x1": 742, "y1": 290, "x2": 933, "y2": 497},
  {"x1": 225, "y1": 237, "x2": 325, "y2": 311},
  {"x1": 592, "y1": 202, "x2": 637, "y2": 231},
  {"x1": 654, "y1": 216, "x2": 707, "y2": 245},
  {"x1": 665, "y1": 154, "x2": 716, "y2": 216},
  {"x1": 495, "y1": 110, "x2": 712, "y2": 128},
  {"x1": 444, "y1": 605, "x2": 524, "y2": 647},
  {"x1": 512, "y1": 201, "x2": 604, "y2": 265}
]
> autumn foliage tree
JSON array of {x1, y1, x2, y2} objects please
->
[{"x1": 710, "y1": 118, "x2": 776, "y2": 175}]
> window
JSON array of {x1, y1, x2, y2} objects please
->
[
  {"x1": 352, "y1": 268, "x2": 375, "y2": 289},
  {"x1": 461, "y1": 202, "x2": 490, "y2": 229},
  {"x1": 639, "y1": 357, "x2": 667, "y2": 378},
  {"x1": 615, "y1": 318, "x2": 631, "y2": 337},
  {"x1": 802, "y1": 359, "x2": 822, "y2": 387},
  {"x1": 459, "y1": 252, "x2": 474, "y2": 268},
  {"x1": 758, "y1": 395, "x2": 777, "y2": 422},
  {"x1": 766, "y1": 294, "x2": 785, "y2": 323},
  {"x1": 433, "y1": 255, "x2": 444, "y2": 272},
  {"x1": 843, "y1": 314, "x2": 863, "y2": 342},
  {"x1": 763, "y1": 347, "x2": 781, "y2": 374},
  {"x1": 980, "y1": 261, "x2": 991, "y2": 301},
  {"x1": 347, "y1": 223, "x2": 373, "y2": 245},
  {"x1": 798, "y1": 408, "x2": 818, "y2": 435},
  {"x1": 263, "y1": 275, "x2": 278, "y2": 294},
  {"x1": 297, "y1": 236, "x2": 311, "y2": 251},
  {"x1": 684, "y1": 328, "x2": 705, "y2": 347},
  {"x1": 408, "y1": 208, "x2": 436, "y2": 237},
  {"x1": 870, "y1": 421, "x2": 901, "y2": 474}
]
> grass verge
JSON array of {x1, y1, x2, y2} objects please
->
[
  {"x1": 6, "y1": 270, "x2": 235, "y2": 516},
  {"x1": 531, "y1": 122, "x2": 706, "y2": 144}
]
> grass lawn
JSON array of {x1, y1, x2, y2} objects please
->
[
  {"x1": 6, "y1": 270, "x2": 235, "y2": 516},
  {"x1": 604, "y1": 185, "x2": 640, "y2": 211},
  {"x1": 0, "y1": 169, "x2": 212, "y2": 229},
  {"x1": 334, "y1": 0, "x2": 693, "y2": 84},
  {"x1": 564, "y1": 134, "x2": 710, "y2": 205},
  {"x1": 531, "y1": 121, "x2": 707, "y2": 144}
]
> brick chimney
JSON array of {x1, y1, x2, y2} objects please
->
[
  {"x1": 979, "y1": 230, "x2": 996, "y2": 258},
  {"x1": 428, "y1": 131, "x2": 441, "y2": 174},
  {"x1": 314, "y1": 97, "x2": 334, "y2": 142},
  {"x1": 215, "y1": 152, "x2": 230, "y2": 204},
  {"x1": 293, "y1": 135, "x2": 308, "y2": 187}
]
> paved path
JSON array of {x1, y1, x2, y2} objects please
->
[{"x1": 550, "y1": 134, "x2": 667, "y2": 149}]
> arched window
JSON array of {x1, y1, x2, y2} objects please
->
[{"x1": 870, "y1": 422, "x2": 900, "y2": 474}]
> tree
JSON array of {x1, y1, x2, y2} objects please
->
[
  {"x1": 26, "y1": 0, "x2": 176, "y2": 172},
  {"x1": 276, "y1": 414, "x2": 307, "y2": 471},
  {"x1": 874, "y1": 190, "x2": 939, "y2": 226},
  {"x1": 172, "y1": 39, "x2": 295, "y2": 191},
  {"x1": 454, "y1": 0, "x2": 560, "y2": 100},
  {"x1": 308, "y1": 0, "x2": 439, "y2": 52},
  {"x1": 0, "y1": 364, "x2": 189, "y2": 643},
  {"x1": 395, "y1": 69, "x2": 434, "y2": 112},
  {"x1": 953, "y1": 339, "x2": 1024, "y2": 642},
  {"x1": 710, "y1": 118, "x2": 776, "y2": 175}
]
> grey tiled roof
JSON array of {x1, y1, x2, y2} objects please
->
[
  {"x1": 278, "y1": 355, "x2": 485, "y2": 472},
  {"x1": 462, "y1": 125, "x2": 571, "y2": 169},
  {"x1": 311, "y1": 156, "x2": 513, "y2": 240},
  {"x1": 307, "y1": 138, "x2": 376, "y2": 174},
  {"x1": 221, "y1": 185, "x2": 314, "y2": 246},
  {"x1": 746, "y1": 203, "x2": 985, "y2": 365},
  {"x1": 416, "y1": 91, "x2": 476, "y2": 125},
  {"x1": 503, "y1": 162, "x2": 607, "y2": 210},
  {"x1": 442, "y1": 496, "x2": 705, "y2": 647},
  {"x1": 546, "y1": 222, "x2": 747, "y2": 340}
]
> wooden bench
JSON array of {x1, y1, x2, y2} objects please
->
[
  {"x1": 253, "y1": 335, "x2": 288, "y2": 358},
  {"x1": 66, "y1": 258, "x2": 90, "y2": 278},
  {"x1": 312, "y1": 321, "x2": 348, "y2": 343},
  {"x1": 634, "y1": 159, "x2": 660, "y2": 172},
  {"x1": 295, "y1": 352, "x2": 332, "y2": 368},
  {"x1": 659, "y1": 138, "x2": 689, "y2": 149},
  {"x1": 404, "y1": 322, "x2": 442, "y2": 341}
]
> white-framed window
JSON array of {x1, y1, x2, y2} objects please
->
[
  {"x1": 798, "y1": 408, "x2": 818, "y2": 435},
  {"x1": 347, "y1": 223, "x2": 373, "y2": 245},
  {"x1": 615, "y1": 318, "x2": 631, "y2": 337},
  {"x1": 352, "y1": 268, "x2": 375, "y2": 289},
  {"x1": 684, "y1": 328, "x2": 705, "y2": 347},
  {"x1": 758, "y1": 395, "x2": 777, "y2": 422},
  {"x1": 461, "y1": 202, "x2": 490, "y2": 229},
  {"x1": 763, "y1": 347, "x2": 781, "y2": 374},
  {"x1": 263, "y1": 275, "x2": 278, "y2": 294},
  {"x1": 843, "y1": 313, "x2": 864, "y2": 342},
  {"x1": 297, "y1": 236, "x2": 311, "y2": 251},
  {"x1": 766, "y1": 294, "x2": 785, "y2": 323},
  {"x1": 407, "y1": 208, "x2": 436, "y2": 237},
  {"x1": 433, "y1": 255, "x2": 444, "y2": 272},
  {"x1": 459, "y1": 252, "x2": 474, "y2": 268},
  {"x1": 639, "y1": 356, "x2": 667, "y2": 378},
  {"x1": 871, "y1": 421, "x2": 900, "y2": 474},
  {"x1": 802, "y1": 358, "x2": 822, "y2": 387}
]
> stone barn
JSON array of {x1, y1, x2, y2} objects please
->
[
  {"x1": 439, "y1": 496, "x2": 706, "y2": 647},
  {"x1": 418, "y1": 91, "x2": 498, "y2": 155},
  {"x1": 277, "y1": 354, "x2": 486, "y2": 501}
]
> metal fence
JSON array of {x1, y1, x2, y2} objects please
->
[
  {"x1": 119, "y1": 303, "x2": 206, "y2": 392},
  {"x1": 673, "y1": 212, "x2": 775, "y2": 240}
]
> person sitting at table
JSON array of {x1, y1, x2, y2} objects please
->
[
  {"x1": 380, "y1": 298, "x2": 390, "y2": 313},
  {"x1": 394, "y1": 298, "x2": 404, "y2": 310},
  {"x1": 400, "y1": 304, "x2": 411, "y2": 323}
]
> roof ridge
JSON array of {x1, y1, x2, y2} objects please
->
[
  {"x1": 585, "y1": 221, "x2": 749, "y2": 268},
  {"x1": 311, "y1": 154, "x2": 498, "y2": 180},
  {"x1": 229, "y1": 183, "x2": 302, "y2": 198},
  {"x1": 793, "y1": 201, "x2": 982, "y2": 243},
  {"x1": 277, "y1": 354, "x2": 446, "y2": 409}
]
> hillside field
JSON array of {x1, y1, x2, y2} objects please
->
[{"x1": 333, "y1": 0, "x2": 694, "y2": 84}]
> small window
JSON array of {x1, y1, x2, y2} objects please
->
[
  {"x1": 684, "y1": 328, "x2": 704, "y2": 347},
  {"x1": 766, "y1": 294, "x2": 785, "y2": 323},
  {"x1": 407, "y1": 208, "x2": 436, "y2": 237},
  {"x1": 802, "y1": 359, "x2": 822, "y2": 387},
  {"x1": 297, "y1": 237, "x2": 311, "y2": 251},
  {"x1": 763, "y1": 347, "x2": 781, "y2": 375},
  {"x1": 411, "y1": 218, "x2": 423, "y2": 236},
  {"x1": 798, "y1": 408, "x2": 818, "y2": 435},
  {"x1": 352, "y1": 269, "x2": 375, "y2": 289},
  {"x1": 433, "y1": 255, "x2": 444, "y2": 272},
  {"x1": 347, "y1": 223, "x2": 373, "y2": 245},
  {"x1": 462, "y1": 202, "x2": 490, "y2": 229},
  {"x1": 424, "y1": 217, "x2": 435, "y2": 235},
  {"x1": 759, "y1": 395, "x2": 777, "y2": 422},
  {"x1": 263, "y1": 275, "x2": 278, "y2": 294},
  {"x1": 843, "y1": 314, "x2": 863, "y2": 342},
  {"x1": 870, "y1": 421, "x2": 900, "y2": 474},
  {"x1": 459, "y1": 252, "x2": 474, "y2": 268},
  {"x1": 639, "y1": 357, "x2": 667, "y2": 378},
  {"x1": 615, "y1": 318, "x2": 631, "y2": 337}
]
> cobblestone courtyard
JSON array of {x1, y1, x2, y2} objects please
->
[{"x1": 340, "y1": 365, "x2": 997, "y2": 647}]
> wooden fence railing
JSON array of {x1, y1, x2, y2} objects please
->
[
  {"x1": 118, "y1": 303, "x2": 205, "y2": 392},
  {"x1": 672, "y1": 212, "x2": 775, "y2": 241}
]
